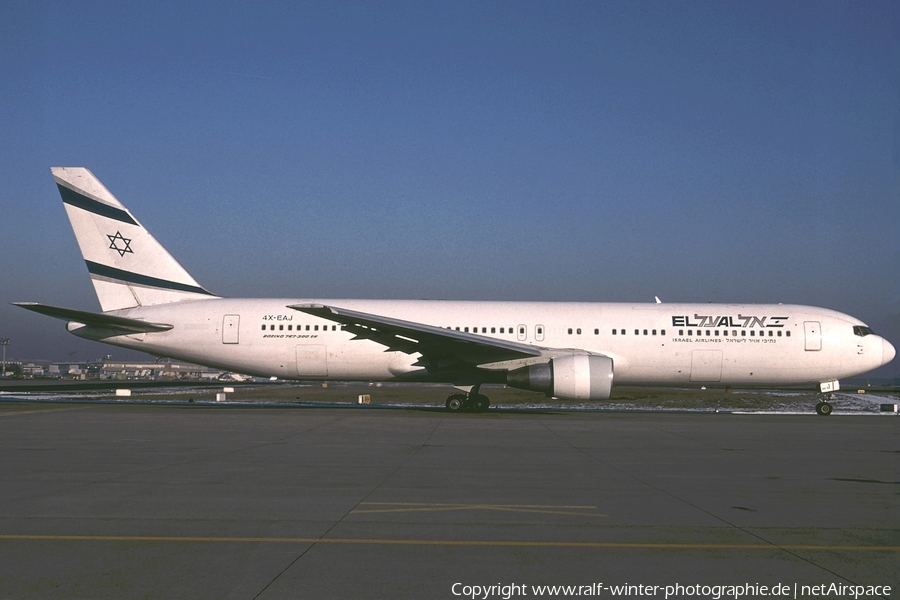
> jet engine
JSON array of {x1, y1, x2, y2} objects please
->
[{"x1": 506, "y1": 354, "x2": 614, "y2": 400}]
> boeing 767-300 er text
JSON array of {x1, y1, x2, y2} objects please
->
[{"x1": 15, "y1": 168, "x2": 896, "y2": 415}]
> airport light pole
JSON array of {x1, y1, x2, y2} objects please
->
[{"x1": 0, "y1": 338, "x2": 8, "y2": 377}]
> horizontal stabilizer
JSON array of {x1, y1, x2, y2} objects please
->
[{"x1": 13, "y1": 302, "x2": 173, "y2": 334}]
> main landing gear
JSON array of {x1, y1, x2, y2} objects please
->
[
  {"x1": 445, "y1": 386, "x2": 490, "y2": 413},
  {"x1": 815, "y1": 394, "x2": 834, "y2": 416}
]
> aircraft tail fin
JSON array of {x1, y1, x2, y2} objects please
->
[{"x1": 51, "y1": 167, "x2": 217, "y2": 311}]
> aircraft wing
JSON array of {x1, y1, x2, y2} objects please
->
[
  {"x1": 288, "y1": 303, "x2": 542, "y2": 369},
  {"x1": 13, "y1": 302, "x2": 174, "y2": 334}
]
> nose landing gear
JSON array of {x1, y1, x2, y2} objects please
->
[
  {"x1": 815, "y1": 393, "x2": 834, "y2": 416},
  {"x1": 815, "y1": 401, "x2": 833, "y2": 416},
  {"x1": 813, "y1": 382, "x2": 840, "y2": 416}
]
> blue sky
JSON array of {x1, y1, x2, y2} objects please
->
[{"x1": 0, "y1": 1, "x2": 897, "y2": 376}]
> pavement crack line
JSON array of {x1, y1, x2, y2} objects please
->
[
  {"x1": 250, "y1": 414, "x2": 444, "y2": 600},
  {"x1": 537, "y1": 417, "x2": 875, "y2": 591},
  {"x1": 0, "y1": 405, "x2": 97, "y2": 418},
  {"x1": 3, "y1": 410, "x2": 345, "y2": 510}
]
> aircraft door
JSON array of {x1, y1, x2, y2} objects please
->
[
  {"x1": 690, "y1": 350, "x2": 722, "y2": 382},
  {"x1": 517, "y1": 324, "x2": 527, "y2": 341},
  {"x1": 804, "y1": 321, "x2": 822, "y2": 351},
  {"x1": 296, "y1": 345, "x2": 328, "y2": 377},
  {"x1": 222, "y1": 315, "x2": 240, "y2": 344},
  {"x1": 535, "y1": 325, "x2": 545, "y2": 342}
]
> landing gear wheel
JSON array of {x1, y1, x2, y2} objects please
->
[
  {"x1": 445, "y1": 392, "x2": 491, "y2": 412},
  {"x1": 446, "y1": 394, "x2": 466, "y2": 412},
  {"x1": 815, "y1": 401, "x2": 833, "y2": 416},
  {"x1": 471, "y1": 394, "x2": 490, "y2": 412}
]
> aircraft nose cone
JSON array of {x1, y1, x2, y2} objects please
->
[{"x1": 883, "y1": 338, "x2": 896, "y2": 366}]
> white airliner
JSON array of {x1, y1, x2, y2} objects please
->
[{"x1": 16, "y1": 168, "x2": 895, "y2": 415}]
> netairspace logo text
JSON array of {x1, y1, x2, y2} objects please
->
[{"x1": 450, "y1": 582, "x2": 893, "y2": 599}]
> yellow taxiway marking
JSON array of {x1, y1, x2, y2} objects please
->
[
  {"x1": 352, "y1": 502, "x2": 606, "y2": 517},
  {"x1": 0, "y1": 535, "x2": 895, "y2": 551},
  {"x1": 0, "y1": 406, "x2": 94, "y2": 418}
]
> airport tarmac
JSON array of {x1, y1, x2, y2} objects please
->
[{"x1": 0, "y1": 396, "x2": 896, "y2": 599}]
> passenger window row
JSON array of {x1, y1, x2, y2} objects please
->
[
  {"x1": 611, "y1": 329, "x2": 667, "y2": 336},
  {"x1": 676, "y1": 329, "x2": 790, "y2": 337},
  {"x1": 262, "y1": 323, "x2": 790, "y2": 338},
  {"x1": 444, "y1": 326, "x2": 672, "y2": 337},
  {"x1": 447, "y1": 327, "x2": 516, "y2": 334},
  {"x1": 261, "y1": 324, "x2": 341, "y2": 332}
]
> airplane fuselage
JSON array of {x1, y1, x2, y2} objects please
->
[{"x1": 69, "y1": 298, "x2": 891, "y2": 390}]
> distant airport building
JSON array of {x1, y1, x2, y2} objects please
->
[
  {"x1": 2, "y1": 361, "x2": 22, "y2": 377},
  {"x1": 8, "y1": 360, "x2": 246, "y2": 381}
]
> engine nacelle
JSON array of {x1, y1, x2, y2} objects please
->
[{"x1": 506, "y1": 354, "x2": 614, "y2": 400}]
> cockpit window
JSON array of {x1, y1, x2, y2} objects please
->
[{"x1": 853, "y1": 326, "x2": 875, "y2": 337}]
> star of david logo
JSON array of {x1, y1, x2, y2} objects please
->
[{"x1": 107, "y1": 231, "x2": 134, "y2": 257}]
